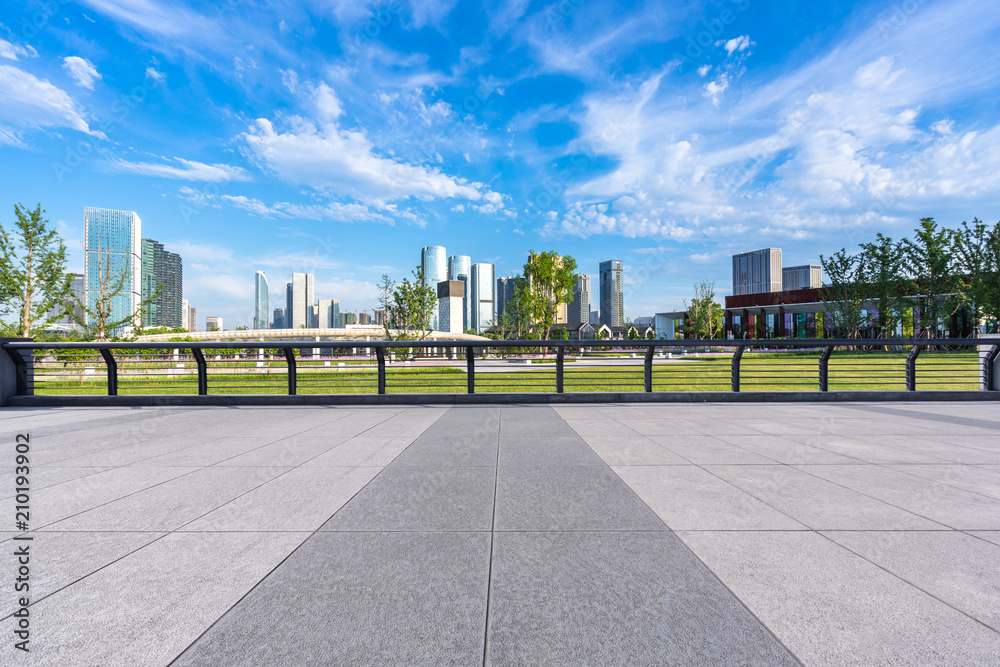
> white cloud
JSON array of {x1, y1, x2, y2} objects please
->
[
  {"x1": 242, "y1": 82, "x2": 504, "y2": 206},
  {"x1": 697, "y1": 64, "x2": 711, "y2": 77},
  {"x1": 0, "y1": 39, "x2": 36, "y2": 61},
  {"x1": 688, "y1": 252, "x2": 717, "y2": 263},
  {"x1": 0, "y1": 64, "x2": 104, "y2": 146},
  {"x1": 145, "y1": 67, "x2": 166, "y2": 82},
  {"x1": 63, "y1": 56, "x2": 101, "y2": 89},
  {"x1": 703, "y1": 75, "x2": 729, "y2": 105},
  {"x1": 109, "y1": 157, "x2": 251, "y2": 182},
  {"x1": 720, "y1": 34, "x2": 753, "y2": 55}
]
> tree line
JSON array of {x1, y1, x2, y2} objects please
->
[{"x1": 821, "y1": 217, "x2": 1000, "y2": 338}]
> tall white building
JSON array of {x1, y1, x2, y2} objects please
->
[
  {"x1": 182, "y1": 298, "x2": 190, "y2": 330},
  {"x1": 254, "y1": 271, "x2": 269, "y2": 330},
  {"x1": 84, "y1": 207, "x2": 141, "y2": 335},
  {"x1": 421, "y1": 246, "x2": 446, "y2": 330},
  {"x1": 286, "y1": 272, "x2": 315, "y2": 328},
  {"x1": 449, "y1": 254, "x2": 472, "y2": 331},
  {"x1": 470, "y1": 263, "x2": 495, "y2": 333},
  {"x1": 732, "y1": 248, "x2": 783, "y2": 296}
]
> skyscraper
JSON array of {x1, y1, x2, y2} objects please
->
[
  {"x1": 448, "y1": 254, "x2": 471, "y2": 331},
  {"x1": 286, "y1": 273, "x2": 315, "y2": 328},
  {"x1": 732, "y1": 248, "x2": 782, "y2": 295},
  {"x1": 496, "y1": 276, "x2": 518, "y2": 321},
  {"x1": 421, "y1": 246, "x2": 446, "y2": 329},
  {"x1": 781, "y1": 264, "x2": 822, "y2": 291},
  {"x1": 272, "y1": 308, "x2": 285, "y2": 329},
  {"x1": 568, "y1": 273, "x2": 591, "y2": 324},
  {"x1": 140, "y1": 238, "x2": 182, "y2": 329},
  {"x1": 182, "y1": 298, "x2": 190, "y2": 330},
  {"x1": 317, "y1": 298, "x2": 340, "y2": 327},
  {"x1": 470, "y1": 263, "x2": 495, "y2": 333},
  {"x1": 599, "y1": 260, "x2": 624, "y2": 327},
  {"x1": 254, "y1": 271, "x2": 269, "y2": 330},
  {"x1": 84, "y1": 207, "x2": 141, "y2": 335}
]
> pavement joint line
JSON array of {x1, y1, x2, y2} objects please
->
[
  {"x1": 168, "y1": 407, "x2": 443, "y2": 665},
  {"x1": 480, "y1": 406, "x2": 502, "y2": 667}
]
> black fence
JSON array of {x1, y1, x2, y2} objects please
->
[{"x1": 3, "y1": 338, "x2": 998, "y2": 399}]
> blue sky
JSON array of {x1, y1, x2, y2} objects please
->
[{"x1": 2, "y1": 0, "x2": 999, "y2": 329}]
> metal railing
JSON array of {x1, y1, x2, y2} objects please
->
[{"x1": 3, "y1": 338, "x2": 998, "y2": 399}]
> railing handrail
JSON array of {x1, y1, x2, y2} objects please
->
[{"x1": 2, "y1": 337, "x2": 988, "y2": 350}]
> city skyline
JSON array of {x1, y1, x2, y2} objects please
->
[{"x1": 4, "y1": 2, "x2": 997, "y2": 328}]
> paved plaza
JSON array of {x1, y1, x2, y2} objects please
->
[{"x1": 1, "y1": 402, "x2": 999, "y2": 665}]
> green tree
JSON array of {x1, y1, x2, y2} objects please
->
[
  {"x1": 550, "y1": 326, "x2": 569, "y2": 340},
  {"x1": 820, "y1": 248, "x2": 866, "y2": 338},
  {"x1": 859, "y1": 233, "x2": 906, "y2": 338},
  {"x1": 522, "y1": 250, "x2": 577, "y2": 340},
  {"x1": 0, "y1": 203, "x2": 73, "y2": 337},
  {"x1": 381, "y1": 266, "x2": 437, "y2": 341},
  {"x1": 685, "y1": 281, "x2": 723, "y2": 339},
  {"x1": 953, "y1": 218, "x2": 998, "y2": 335},
  {"x1": 901, "y1": 217, "x2": 959, "y2": 337},
  {"x1": 72, "y1": 242, "x2": 160, "y2": 341},
  {"x1": 982, "y1": 223, "x2": 1000, "y2": 327}
]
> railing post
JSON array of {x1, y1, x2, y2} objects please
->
[
  {"x1": 984, "y1": 345, "x2": 1000, "y2": 391},
  {"x1": 906, "y1": 344, "x2": 923, "y2": 391},
  {"x1": 376, "y1": 346, "x2": 386, "y2": 395},
  {"x1": 644, "y1": 345, "x2": 654, "y2": 392},
  {"x1": 98, "y1": 348, "x2": 118, "y2": 396},
  {"x1": 191, "y1": 348, "x2": 208, "y2": 395},
  {"x1": 731, "y1": 345, "x2": 744, "y2": 392},
  {"x1": 467, "y1": 346, "x2": 475, "y2": 394},
  {"x1": 556, "y1": 346, "x2": 564, "y2": 393},
  {"x1": 283, "y1": 347, "x2": 297, "y2": 395},
  {"x1": 819, "y1": 345, "x2": 833, "y2": 392},
  {"x1": 4, "y1": 345, "x2": 29, "y2": 396}
]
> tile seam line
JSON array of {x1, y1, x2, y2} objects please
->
[
  {"x1": 166, "y1": 405, "x2": 445, "y2": 666},
  {"x1": 482, "y1": 406, "x2": 502, "y2": 666},
  {"x1": 814, "y1": 530, "x2": 1000, "y2": 636},
  {"x1": 565, "y1": 407, "x2": 806, "y2": 666}
]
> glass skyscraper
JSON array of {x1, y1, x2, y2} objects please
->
[
  {"x1": 421, "y1": 245, "x2": 446, "y2": 330},
  {"x1": 286, "y1": 272, "x2": 315, "y2": 328},
  {"x1": 599, "y1": 260, "x2": 624, "y2": 327},
  {"x1": 568, "y1": 273, "x2": 591, "y2": 324},
  {"x1": 733, "y1": 248, "x2": 783, "y2": 295},
  {"x1": 448, "y1": 254, "x2": 471, "y2": 331},
  {"x1": 140, "y1": 238, "x2": 183, "y2": 329},
  {"x1": 470, "y1": 263, "x2": 495, "y2": 333},
  {"x1": 84, "y1": 207, "x2": 141, "y2": 335},
  {"x1": 254, "y1": 271, "x2": 269, "y2": 329}
]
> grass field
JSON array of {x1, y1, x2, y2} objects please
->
[{"x1": 29, "y1": 350, "x2": 982, "y2": 395}]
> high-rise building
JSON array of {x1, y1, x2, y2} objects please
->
[
  {"x1": 421, "y1": 245, "x2": 446, "y2": 329},
  {"x1": 181, "y1": 298, "x2": 190, "y2": 331},
  {"x1": 437, "y1": 280, "x2": 465, "y2": 333},
  {"x1": 206, "y1": 316, "x2": 222, "y2": 331},
  {"x1": 568, "y1": 273, "x2": 591, "y2": 325},
  {"x1": 286, "y1": 273, "x2": 315, "y2": 328},
  {"x1": 496, "y1": 276, "x2": 518, "y2": 321},
  {"x1": 470, "y1": 263, "x2": 495, "y2": 333},
  {"x1": 317, "y1": 299, "x2": 340, "y2": 327},
  {"x1": 46, "y1": 273, "x2": 85, "y2": 327},
  {"x1": 84, "y1": 207, "x2": 141, "y2": 335},
  {"x1": 374, "y1": 309, "x2": 387, "y2": 325},
  {"x1": 140, "y1": 238, "x2": 182, "y2": 329},
  {"x1": 188, "y1": 304, "x2": 196, "y2": 331},
  {"x1": 254, "y1": 271, "x2": 269, "y2": 330},
  {"x1": 599, "y1": 260, "x2": 624, "y2": 327},
  {"x1": 782, "y1": 264, "x2": 822, "y2": 291},
  {"x1": 448, "y1": 254, "x2": 471, "y2": 331},
  {"x1": 342, "y1": 312, "x2": 357, "y2": 326},
  {"x1": 732, "y1": 248, "x2": 783, "y2": 295},
  {"x1": 359, "y1": 312, "x2": 371, "y2": 325},
  {"x1": 272, "y1": 308, "x2": 285, "y2": 329}
]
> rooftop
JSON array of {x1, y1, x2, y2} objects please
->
[{"x1": 3, "y1": 401, "x2": 999, "y2": 665}]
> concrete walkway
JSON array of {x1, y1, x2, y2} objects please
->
[{"x1": 1, "y1": 402, "x2": 999, "y2": 665}]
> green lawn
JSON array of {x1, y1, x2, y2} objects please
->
[{"x1": 29, "y1": 350, "x2": 981, "y2": 395}]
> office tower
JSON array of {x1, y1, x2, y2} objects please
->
[
  {"x1": 181, "y1": 298, "x2": 190, "y2": 331},
  {"x1": 599, "y1": 260, "x2": 624, "y2": 327},
  {"x1": 470, "y1": 263, "x2": 495, "y2": 333},
  {"x1": 567, "y1": 273, "x2": 590, "y2": 324},
  {"x1": 374, "y1": 309, "x2": 386, "y2": 325},
  {"x1": 331, "y1": 299, "x2": 340, "y2": 328},
  {"x1": 140, "y1": 238, "x2": 182, "y2": 328},
  {"x1": 285, "y1": 273, "x2": 316, "y2": 328},
  {"x1": 188, "y1": 305, "x2": 196, "y2": 331},
  {"x1": 206, "y1": 316, "x2": 222, "y2": 331},
  {"x1": 421, "y1": 245, "x2": 446, "y2": 329},
  {"x1": 311, "y1": 304, "x2": 319, "y2": 328},
  {"x1": 46, "y1": 273, "x2": 85, "y2": 326},
  {"x1": 590, "y1": 309, "x2": 600, "y2": 325},
  {"x1": 254, "y1": 271, "x2": 269, "y2": 329},
  {"x1": 272, "y1": 308, "x2": 285, "y2": 329},
  {"x1": 84, "y1": 207, "x2": 141, "y2": 334},
  {"x1": 448, "y1": 254, "x2": 471, "y2": 331},
  {"x1": 782, "y1": 264, "x2": 822, "y2": 291},
  {"x1": 732, "y1": 248, "x2": 783, "y2": 295},
  {"x1": 359, "y1": 312, "x2": 371, "y2": 325},
  {"x1": 496, "y1": 276, "x2": 517, "y2": 321},
  {"x1": 437, "y1": 280, "x2": 465, "y2": 333},
  {"x1": 316, "y1": 299, "x2": 340, "y2": 327}
]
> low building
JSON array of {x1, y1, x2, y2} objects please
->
[
  {"x1": 548, "y1": 322, "x2": 596, "y2": 340},
  {"x1": 205, "y1": 316, "x2": 222, "y2": 331}
]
